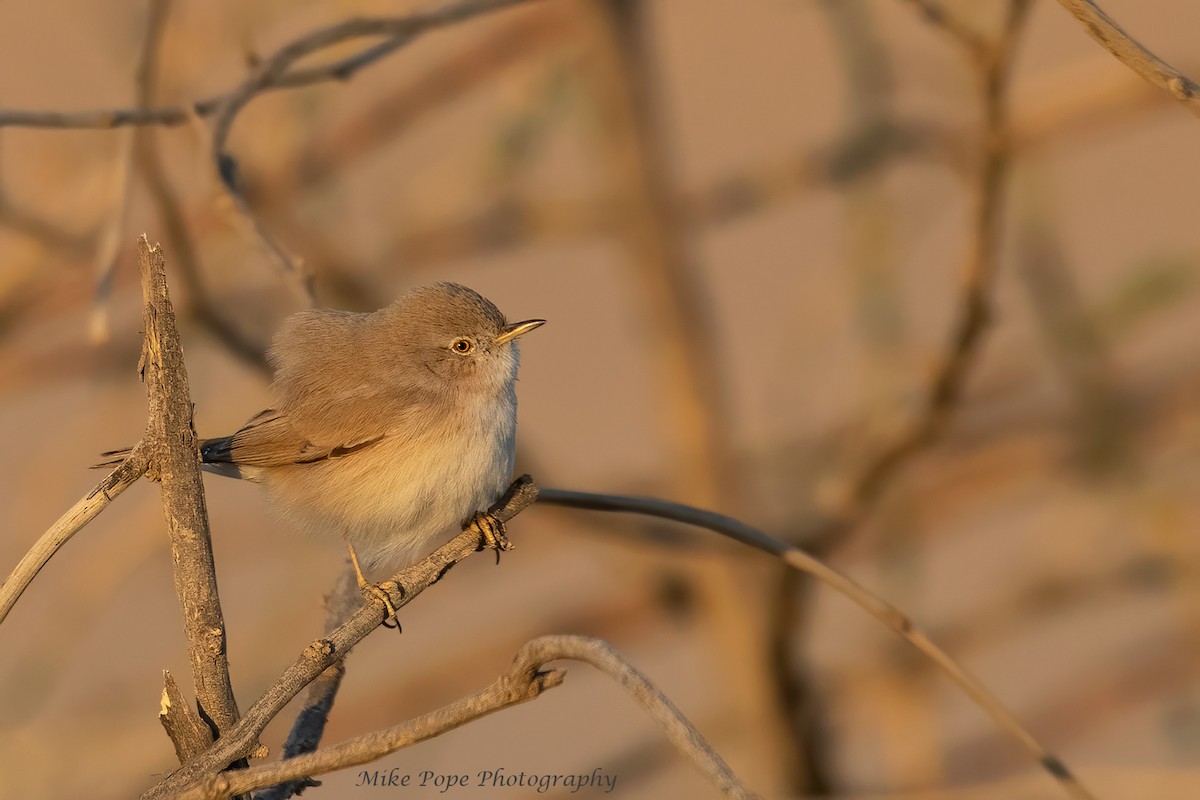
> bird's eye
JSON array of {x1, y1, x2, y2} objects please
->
[{"x1": 451, "y1": 338, "x2": 474, "y2": 355}]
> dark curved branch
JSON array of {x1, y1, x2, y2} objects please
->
[
  {"x1": 537, "y1": 487, "x2": 1095, "y2": 800},
  {"x1": 0, "y1": 0, "x2": 540, "y2": 132},
  {"x1": 206, "y1": 0, "x2": 539, "y2": 305}
]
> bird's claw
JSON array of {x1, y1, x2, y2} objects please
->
[
  {"x1": 470, "y1": 511, "x2": 513, "y2": 564},
  {"x1": 360, "y1": 580, "x2": 402, "y2": 633}
]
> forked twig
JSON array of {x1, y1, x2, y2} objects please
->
[
  {"x1": 139, "y1": 477, "x2": 542, "y2": 799},
  {"x1": 0, "y1": 0, "x2": 541, "y2": 132},
  {"x1": 179, "y1": 636, "x2": 758, "y2": 800}
]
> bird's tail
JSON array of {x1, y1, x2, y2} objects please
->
[
  {"x1": 91, "y1": 441, "x2": 245, "y2": 479},
  {"x1": 92, "y1": 447, "x2": 132, "y2": 470}
]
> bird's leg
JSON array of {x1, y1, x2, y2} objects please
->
[
  {"x1": 345, "y1": 541, "x2": 401, "y2": 631},
  {"x1": 468, "y1": 511, "x2": 514, "y2": 565}
]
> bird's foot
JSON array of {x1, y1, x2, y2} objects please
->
[
  {"x1": 361, "y1": 581, "x2": 402, "y2": 632},
  {"x1": 469, "y1": 511, "x2": 513, "y2": 564},
  {"x1": 346, "y1": 543, "x2": 402, "y2": 632}
]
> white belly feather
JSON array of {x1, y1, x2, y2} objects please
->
[{"x1": 262, "y1": 391, "x2": 517, "y2": 570}]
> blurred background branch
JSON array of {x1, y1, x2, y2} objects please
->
[{"x1": 2, "y1": 0, "x2": 1199, "y2": 798}]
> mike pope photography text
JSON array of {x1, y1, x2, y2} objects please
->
[{"x1": 355, "y1": 766, "x2": 619, "y2": 794}]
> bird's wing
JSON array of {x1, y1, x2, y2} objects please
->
[
  {"x1": 200, "y1": 408, "x2": 387, "y2": 468},
  {"x1": 201, "y1": 308, "x2": 433, "y2": 469}
]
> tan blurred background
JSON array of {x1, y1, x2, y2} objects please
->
[{"x1": 2, "y1": 0, "x2": 1200, "y2": 798}]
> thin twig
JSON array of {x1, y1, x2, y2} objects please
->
[
  {"x1": 179, "y1": 636, "x2": 758, "y2": 800},
  {"x1": 536, "y1": 487, "x2": 1095, "y2": 800},
  {"x1": 139, "y1": 476, "x2": 541, "y2": 800},
  {"x1": 1054, "y1": 0, "x2": 1200, "y2": 117},
  {"x1": 138, "y1": 235, "x2": 241, "y2": 737},
  {"x1": 0, "y1": 0, "x2": 540, "y2": 132},
  {"x1": 0, "y1": 443, "x2": 149, "y2": 626},
  {"x1": 0, "y1": 0, "x2": 543, "y2": 309}
]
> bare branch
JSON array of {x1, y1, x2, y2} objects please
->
[
  {"x1": 179, "y1": 636, "x2": 757, "y2": 800},
  {"x1": 138, "y1": 235, "x2": 241, "y2": 737},
  {"x1": 162, "y1": 670, "x2": 216, "y2": 764},
  {"x1": 0, "y1": 0, "x2": 541, "y2": 132},
  {"x1": 0, "y1": 444, "x2": 149, "y2": 626},
  {"x1": 0, "y1": 106, "x2": 191, "y2": 130},
  {"x1": 140, "y1": 476, "x2": 540, "y2": 799},
  {"x1": 318, "y1": 61, "x2": 1176, "y2": 275},
  {"x1": 536, "y1": 487, "x2": 1095, "y2": 800},
  {"x1": 0, "y1": 0, "x2": 543, "y2": 308},
  {"x1": 1054, "y1": 0, "x2": 1200, "y2": 117}
]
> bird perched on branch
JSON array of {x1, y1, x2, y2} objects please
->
[{"x1": 97, "y1": 282, "x2": 544, "y2": 624}]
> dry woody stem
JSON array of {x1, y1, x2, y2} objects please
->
[
  {"x1": 0, "y1": 0, "x2": 543, "y2": 309},
  {"x1": 162, "y1": 670, "x2": 217, "y2": 764},
  {"x1": 1054, "y1": 0, "x2": 1200, "y2": 117},
  {"x1": 0, "y1": 0, "x2": 539, "y2": 131},
  {"x1": 140, "y1": 477, "x2": 542, "y2": 799},
  {"x1": 149, "y1": 478, "x2": 763, "y2": 800},
  {"x1": 138, "y1": 236, "x2": 242, "y2": 737},
  {"x1": 0, "y1": 443, "x2": 149, "y2": 625},
  {"x1": 180, "y1": 636, "x2": 758, "y2": 800}
]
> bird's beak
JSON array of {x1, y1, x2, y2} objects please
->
[{"x1": 495, "y1": 319, "x2": 546, "y2": 345}]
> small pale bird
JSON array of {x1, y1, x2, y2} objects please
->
[{"x1": 97, "y1": 282, "x2": 543, "y2": 619}]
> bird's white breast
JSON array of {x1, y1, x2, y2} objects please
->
[{"x1": 265, "y1": 388, "x2": 517, "y2": 571}]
